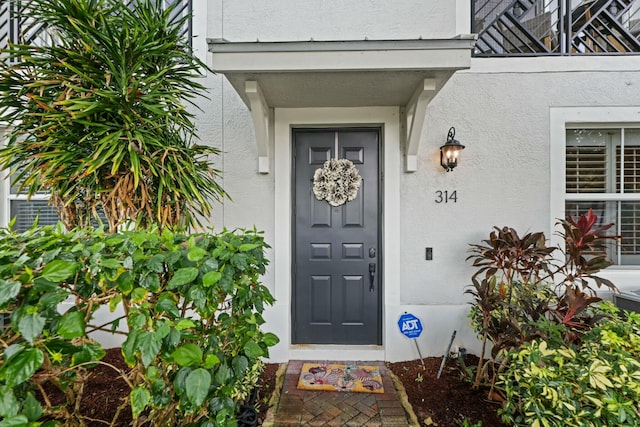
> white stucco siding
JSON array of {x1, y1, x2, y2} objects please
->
[
  {"x1": 190, "y1": 0, "x2": 640, "y2": 362},
  {"x1": 188, "y1": 74, "x2": 276, "y2": 295},
  {"x1": 399, "y1": 60, "x2": 640, "y2": 312},
  {"x1": 189, "y1": 75, "x2": 225, "y2": 228},
  {"x1": 215, "y1": 0, "x2": 458, "y2": 42},
  {"x1": 190, "y1": 59, "x2": 640, "y2": 362}
]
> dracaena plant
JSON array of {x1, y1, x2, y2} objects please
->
[
  {"x1": 466, "y1": 209, "x2": 619, "y2": 393},
  {"x1": 0, "y1": 0, "x2": 227, "y2": 232},
  {"x1": 557, "y1": 208, "x2": 618, "y2": 290}
]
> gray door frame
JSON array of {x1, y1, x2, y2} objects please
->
[{"x1": 291, "y1": 126, "x2": 383, "y2": 345}]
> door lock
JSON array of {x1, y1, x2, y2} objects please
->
[
  {"x1": 368, "y1": 263, "x2": 376, "y2": 292},
  {"x1": 369, "y1": 247, "x2": 376, "y2": 258}
]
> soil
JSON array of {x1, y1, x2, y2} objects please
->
[
  {"x1": 38, "y1": 347, "x2": 135, "y2": 427},
  {"x1": 387, "y1": 355, "x2": 506, "y2": 426},
  {"x1": 38, "y1": 349, "x2": 504, "y2": 426}
]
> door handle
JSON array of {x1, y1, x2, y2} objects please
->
[{"x1": 368, "y1": 263, "x2": 376, "y2": 292}]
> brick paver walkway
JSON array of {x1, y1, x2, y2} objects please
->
[{"x1": 264, "y1": 360, "x2": 417, "y2": 426}]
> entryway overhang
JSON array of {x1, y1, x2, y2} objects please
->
[{"x1": 207, "y1": 37, "x2": 476, "y2": 173}]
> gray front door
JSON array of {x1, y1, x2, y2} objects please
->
[{"x1": 293, "y1": 128, "x2": 381, "y2": 345}]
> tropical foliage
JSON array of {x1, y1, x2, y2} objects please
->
[
  {"x1": 0, "y1": 225, "x2": 277, "y2": 426},
  {"x1": 499, "y1": 305, "x2": 640, "y2": 427},
  {"x1": 466, "y1": 210, "x2": 619, "y2": 393},
  {"x1": 0, "y1": 0, "x2": 226, "y2": 232},
  {"x1": 0, "y1": 1, "x2": 278, "y2": 426}
]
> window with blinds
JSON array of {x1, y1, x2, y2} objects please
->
[
  {"x1": 0, "y1": 130, "x2": 59, "y2": 232},
  {"x1": 566, "y1": 145, "x2": 606, "y2": 193},
  {"x1": 8, "y1": 173, "x2": 58, "y2": 232},
  {"x1": 9, "y1": 200, "x2": 59, "y2": 232},
  {"x1": 6, "y1": 159, "x2": 108, "y2": 232},
  {"x1": 618, "y1": 145, "x2": 640, "y2": 193},
  {"x1": 565, "y1": 128, "x2": 640, "y2": 265}
]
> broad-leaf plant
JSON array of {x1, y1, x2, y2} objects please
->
[{"x1": 0, "y1": 225, "x2": 277, "y2": 426}]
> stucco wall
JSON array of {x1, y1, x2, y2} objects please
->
[
  {"x1": 400, "y1": 60, "x2": 640, "y2": 308},
  {"x1": 191, "y1": 75, "x2": 277, "y2": 296},
  {"x1": 213, "y1": 0, "x2": 458, "y2": 42},
  {"x1": 191, "y1": 0, "x2": 640, "y2": 361}
]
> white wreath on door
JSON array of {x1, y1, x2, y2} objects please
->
[{"x1": 312, "y1": 159, "x2": 362, "y2": 207}]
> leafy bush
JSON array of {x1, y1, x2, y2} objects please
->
[
  {"x1": 0, "y1": 225, "x2": 277, "y2": 426},
  {"x1": 499, "y1": 305, "x2": 640, "y2": 427},
  {"x1": 466, "y1": 277, "x2": 556, "y2": 385},
  {"x1": 466, "y1": 210, "x2": 618, "y2": 391}
]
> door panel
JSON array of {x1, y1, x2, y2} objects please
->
[{"x1": 293, "y1": 128, "x2": 381, "y2": 345}]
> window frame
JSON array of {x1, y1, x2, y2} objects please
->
[
  {"x1": 551, "y1": 107, "x2": 640, "y2": 291},
  {"x1": 564, "y1": 128, "x2": 640, "y2": 264}
]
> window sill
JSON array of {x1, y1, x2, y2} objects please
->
[{"x1": 598, "y1": 268, "x2": 640, "y2": 295}]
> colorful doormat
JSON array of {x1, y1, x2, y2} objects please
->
[{"x1": 297, "y1": 363, "x2": 384, "y2": 393}]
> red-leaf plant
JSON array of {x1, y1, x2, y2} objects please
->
[
  {"x1": 466, "y1": 209, "x2": 620, "y2": 392},
  {"x1": 551, "y1": 209, "x2": 620, "y2": 337}
]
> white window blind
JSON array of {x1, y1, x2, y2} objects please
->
[
  {"x1": 2, "y1": 131, "x2": 60, "y2": 232},
  {"x1": 8, "y1": 174, "x2": 58, "y2": 232},
  {"x1": 9, "y1": 200, "x2": 59, "y2": 232},
  {"x1": 565, "y1": 128, "x2": 640, "y2": 265},
  {"x1": 566, "y1": 145, "x2": 606, "y2": 193}
]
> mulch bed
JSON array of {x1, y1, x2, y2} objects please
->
[
  {"x1": 36, "y1": 348, "x2": 504, "y2": 426},
  {"x1": 37, "y1": 348, "x2": 134, "y2": 426},
  {"x1": 387, "y1": 355, "x2": 506, "y2": 426},
  {"x1": 36, "y1": 348, "x2": 280, "y2": 426}
]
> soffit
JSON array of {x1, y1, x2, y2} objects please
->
[
  {"x1": 207, "y1": 38, "x2": 476, "y2": 108},
  {"x1": 206, "y1": 37, "x2": 477, "y2": 173}
]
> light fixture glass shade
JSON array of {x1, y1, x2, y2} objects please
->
[{"x1": 440, "y1": 127, "x2": 465, "y2": 172}]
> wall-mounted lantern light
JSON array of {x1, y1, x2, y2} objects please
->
[{"x1": 440, "y1": 127, "x2": 465, "y2": 172}]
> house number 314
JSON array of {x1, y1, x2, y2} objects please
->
[{"x1": 435, "y1": 190, "x2": 458, "y2": 203}]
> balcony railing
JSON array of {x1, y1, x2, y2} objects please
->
[
  {"x1": 473, "y1": 0, "x2": 640, "y2": 56},
  {"x1": 0, "y1": 0, "x2": 192, "y2": 54}
]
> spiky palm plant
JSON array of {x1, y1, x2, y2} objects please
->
[{"x1": 0, "y1": 0, "x2": 226, "y2": 232}]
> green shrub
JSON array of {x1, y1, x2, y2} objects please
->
[
  {"x1": 0, "y1": 225, "x2": 277, "y2": 426},
  {"x1": 499, "y1": 305, "x2": 640, "y2": 427}
]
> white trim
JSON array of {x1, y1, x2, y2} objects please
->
[
  {"x1": 289, "y1": 345, "x2": 384, "y2": 362},
  {"x1": 208, "y1": 38, "x2": 475, "y2": 73},
  {"x1": 566, "y1": 194, "x2": 640, "y2": 201},
  {"x1": 210, "y1": 47, "x2": 472, "y2": 73},
  {"x1": 271, "y1": 107, "x2": 400, "y2": 361},
  {"x1": 456, "y1": 0, "x2": 471, "y2": 35},
  {"x1": 468, "y1": 56, "x2": 640, "y2": 74},
  {"x1": 191, "y1": 0, "x2": 210, "y2": 65},
  {"x1": 550, "y1": 106, "x2": 640, "y2": 291}
]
